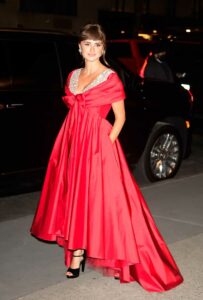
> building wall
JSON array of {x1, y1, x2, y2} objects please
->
[
  {"x1": 0, "y1": 0, "x2": 140, "y2": 33},
  {"x1": 134, "y1": 0, "x2": 203, "y2": 18},
  {"x1": 176, "y1": 0, "x2": 194, "y2": 18},
  {"x1": 149, "y1": 0, "x2": 167, "y2": 15},
  {"x1": 0, "y1": 0, "x2": 203, "y2": 33},
  {"x1": 0, "y1": 0, "x2": 116, "y2": 33},
  {"x1": 0, "y1": 0, "x2": 19, "y2": 27}
]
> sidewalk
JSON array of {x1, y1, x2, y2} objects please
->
[{"x1": 1, "y1": 173, "x2": 203, "y2": 300}]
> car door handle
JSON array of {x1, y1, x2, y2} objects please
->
[{"x1": 5, "y1": 103, "x2": 24, "y2": 109}]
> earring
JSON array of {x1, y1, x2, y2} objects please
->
[{"x1": 78, "y1": 48, "x2": 82, "y2": 54}]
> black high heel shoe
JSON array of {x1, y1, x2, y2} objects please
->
[
  {"x1": 66, "y1": 251, "x2": 86, "y2": 279},
  {"x1": 114, "y1": 271, "x2": 120, "y2": 280}
]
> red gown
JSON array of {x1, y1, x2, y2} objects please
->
[{"x1": 31, "y1": 69, "x2": 183, "y2": 292}]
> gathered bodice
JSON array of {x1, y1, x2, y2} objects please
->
[{"x1": 62, "y1": 68, "x2": 126, "y2": 118}]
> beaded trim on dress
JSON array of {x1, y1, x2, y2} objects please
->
[{"x1": 69, "y1": 68, "x2": 115, "y2": 95}]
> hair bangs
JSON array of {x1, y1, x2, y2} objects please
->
[{"x1": 79, "y1": 24, "x2": 106, "y2": 46}]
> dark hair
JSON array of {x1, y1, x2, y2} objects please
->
[{"x1": 79, "y1": 23, "x2": 108, "y2": 65}]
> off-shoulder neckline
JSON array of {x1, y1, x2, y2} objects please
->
[{"x1": 69, "y1": 68, "x2": 115, "y2": 95}]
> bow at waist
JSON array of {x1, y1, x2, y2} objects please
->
[{"x1": 62, "y1": 94, "x2": 85, "y2": 108}]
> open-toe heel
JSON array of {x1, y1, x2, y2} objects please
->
[
  {"x1": 114, "y1": 271, "x2": 120, "y2": 280},
  {"x1": 66, "y1": 251, "x2": 86, "y2": 279}
]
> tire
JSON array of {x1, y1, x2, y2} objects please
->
[{"x1": 134, "y1": 125, "x2": 183, "y2": 182}]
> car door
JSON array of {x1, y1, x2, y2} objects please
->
[
  {"x1": 0, "y1": 37, "x2": 66, "y2": 175},
  {"x1": 0, "y1": 40, "x2": 13, "y2": 174}
]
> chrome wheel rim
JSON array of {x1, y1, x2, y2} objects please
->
[{"x1": 150, "y1": 133, "x2": 180, "y2": 179}]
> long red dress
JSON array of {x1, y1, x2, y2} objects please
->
[{"x1": 31, "y1": 68, "x2": 183, "y2": 292}]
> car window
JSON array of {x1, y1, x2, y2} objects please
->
[
  {"x1": 0, "y1": 41, "x2": 10, "y2": 89},
  {"x1": 56, "y1": 40, "x2": 79, "y2": 82},
  {"x1": 107, "y1": 42, "x2": 132, "y2": 58},
  {"x1": 167, "y1": 42, "x2": 203, "y2": 72},
  {"x1": 7, "y1": 40, "x2": 61, "y2": 90},
  {"x1": 137, "y1": 42, "x2": 161, "y2": 58}
]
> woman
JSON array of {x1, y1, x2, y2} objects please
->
[{"x1": 31, "y1": 24, "x2": 183, "y2": 292}]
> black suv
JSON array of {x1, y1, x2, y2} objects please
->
[
  {"x1": 0, "y1": 29, "x2": 193, "y2": 195},
  {"x1": 0, "y1": 30, "x2": 78, "y2": 194}
]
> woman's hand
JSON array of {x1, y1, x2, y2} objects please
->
[{"x1": 109, "y1": 100, "x2": 126, "y2": 143}]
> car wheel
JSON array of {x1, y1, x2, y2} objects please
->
[{"x1": 134, "y1": 125, "x2": 183, "y2": 182}]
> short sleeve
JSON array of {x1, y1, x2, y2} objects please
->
[
  {"x1": 64, "y1": 70, "x2": 74, "y2": 95},
  {"x1": 62, "y1": 70, "x2": 75, "y2": 108},
  {"x1": 106, "y1": 72, "x2": 126, "y2": 103}
]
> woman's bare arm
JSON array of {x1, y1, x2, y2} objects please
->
[{"x1": 109, "y1": 100, "x2": 126, "y2": 143}]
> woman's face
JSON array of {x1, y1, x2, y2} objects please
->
[{"x1": 79, "y1": 39, "x2": 104, "y2": 62}]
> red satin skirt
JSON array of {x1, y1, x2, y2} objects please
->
[{"x1": 31, "y1": 109, "x2": 183, "y2": 292}]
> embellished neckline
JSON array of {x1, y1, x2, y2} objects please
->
[{"x1": 69, "y1": 68, "x2": 114, "y2": 95}]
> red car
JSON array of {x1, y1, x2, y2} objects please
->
[{"x1": 107, "y1": 38, "x2": 159, "y2": 75}]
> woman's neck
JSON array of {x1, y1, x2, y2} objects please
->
[{"x1": 83, "y1": 61, "x2": 104, "y2": 75}]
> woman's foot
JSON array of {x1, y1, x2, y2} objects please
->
[
  {"x1": 66, "y1": 249, "x2": 86, "y2": 278},
  {"x1": 114, "y1": 271, "x2": 120, "y2": 280}
]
